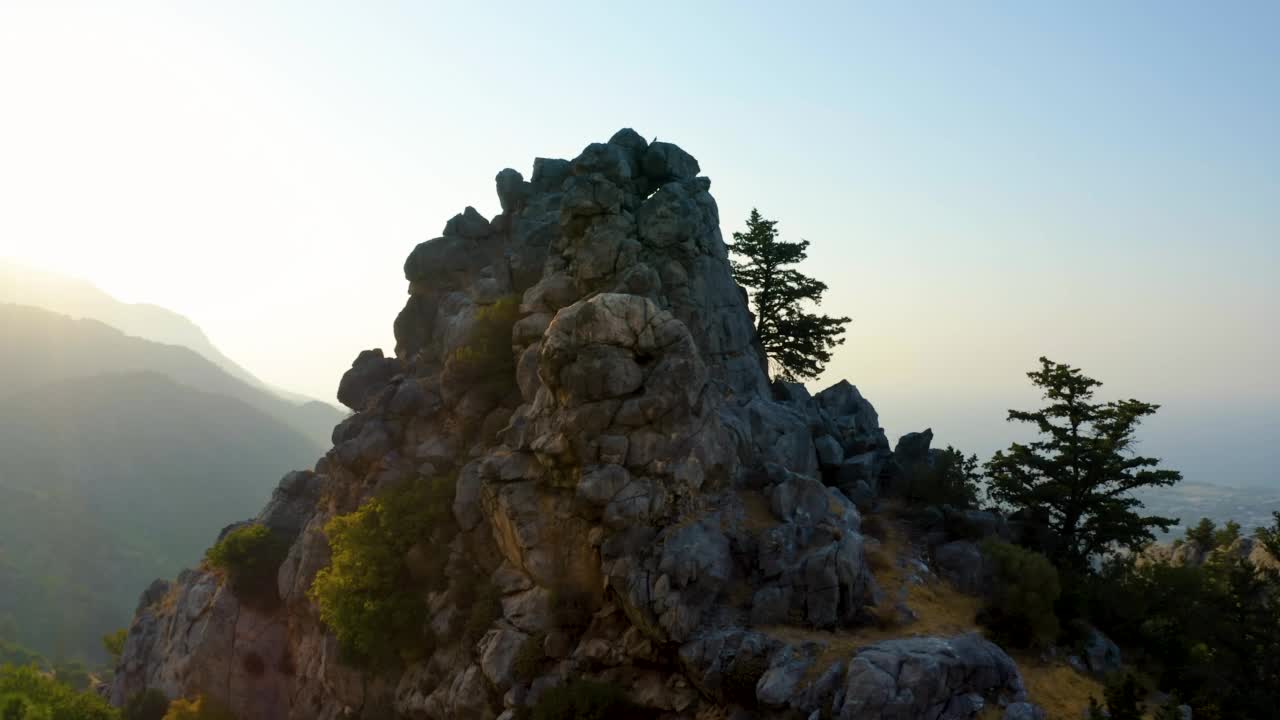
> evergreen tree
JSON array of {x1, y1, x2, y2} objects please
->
[
  {"x1": 1186, "y1": 517, "x2": 1216, "y2": 547},
  {"x1": 987, "y1": 357, "x2": 1181, "y2": 570},
  {"x1": 1254, "y1": 511, "x2": 1280, "y2": 558},
  {"x1": 1212, "y1": 520, "x2": 1241, "y2": 548},
  {"x1": 727, "y1": 209, "x2": 849, "y2": 381}
]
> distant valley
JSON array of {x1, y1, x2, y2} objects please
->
[
  {"x1": 0, "y1": 268, "x2": 344, "y2": 663},
  {"x1": 1136, "y1": 480, "x2": 1280, "y2": 540}
]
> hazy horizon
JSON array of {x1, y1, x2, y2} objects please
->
[{"x1": 1, "y1": 2, "x2": 1276, "y2": 488}]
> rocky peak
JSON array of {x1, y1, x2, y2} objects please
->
[{"x1": 111, "y1": 131, "x2": 1029, "y2": 720}]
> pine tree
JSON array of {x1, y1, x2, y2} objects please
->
[
  {"x1": 727, "y1": 209, "x2": 849, "y2": 381},
  {"x1": 987, "y1": 357, "x2": 1181, "y2": 570}
]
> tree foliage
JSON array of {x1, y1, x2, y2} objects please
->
[
  {"x1": 1086, "y1": 550, "x2": 1280, "y2": 719},
  {"x1": 902, "y1": 445, "x2": 982, "y2": 509},
  {"x1": 1254, "y1": 511, "x2": 1280, "y2": 558},
  {"x1": 727, "y1": 209, "x2": 849, "y2": 381},
  {"x1": 976, "y1": 539, "x2": 1061, "y2": 648},
  {"x1": 101, "y1": 631, "x2": 127, "y2": 666},
  {"x1": 0, "y1": 665, "x2": 117, "y2": 720},
  {"x1": 987, "y1": 357, "x2": 1181, "y2": 569},
  {"x1": 1185, "y1": 517, "x2": 1217, "y2": 547},
  {"x1": 204, "y1": 524, "x2": 288, "y2": 609},
  {"x1": 309, "y1": 476, "x2": 456, "y2": 668}
]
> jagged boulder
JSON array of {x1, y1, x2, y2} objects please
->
[{"x1": 836, "y1": 634, "x2": 1026, "y2": 720}]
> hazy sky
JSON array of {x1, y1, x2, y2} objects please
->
[{"x1": 1, "y1": 2, "x2": 1276, "y2": 486}]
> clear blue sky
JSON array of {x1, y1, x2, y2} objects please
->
[{"x1": 1, "y1": 1, "x2": 1276, "y2": 485}]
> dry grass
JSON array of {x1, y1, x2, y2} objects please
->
[
  {"x1": 759, "y1": 510, "x2": 1103, "y2": 720},
  {"x1": 761, "y1": 516, "x2": 982, "y2": 680},
  {"x1": 1014, "y1": 655, "x2": 1105, "y2": 720}
]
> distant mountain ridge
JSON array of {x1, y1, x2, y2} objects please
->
[
  {"x1": 0, "y1": 302, "x2": 341, "y2": 448},
  {"x1": 0, "y1": 259, "x2": 333, "y2": 409},
  {"x1": 0, "y1": 370, "x2": 319, "y2": 662}
]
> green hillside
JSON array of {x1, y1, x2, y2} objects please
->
[{"x1": 0, "y1": 370, "x2": 318, "y2": 663}]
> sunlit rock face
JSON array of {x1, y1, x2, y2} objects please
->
[{"x1": 111, "y1": 130, "x2": 1021, "y2": 720}]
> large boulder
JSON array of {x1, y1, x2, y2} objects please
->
[
  {"x1": 835, "y1": 634, "x2": 1026, "y2": 720},
  {"x1": 336, "y1": 348, "x2": 399, "y2": 411}
]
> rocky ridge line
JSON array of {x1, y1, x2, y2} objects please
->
[{"x1": 112, "y1": 130, "x2": 1031, "y2": 720}]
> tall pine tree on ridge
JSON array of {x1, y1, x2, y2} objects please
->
[{"x1": 728, "y1": 208, "x2": 849, "y2": 381}]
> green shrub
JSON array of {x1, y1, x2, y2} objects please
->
[
  {"x1": 447, "y1": 296, "x2": 520, "y2": 382},
  {"x1": 205, "y1": 524, "x2": 289, "y2": 609},
  {"x1": 902, "y1": 446, "x2": 982, "y2": 509},
  {"x1": 309, "y1": 476, "x2": 456, "y2": 668},
  {"x1": 103, "y1": 629, "x2": 128, "y2": 665},
  {"x1": 1099, "y1": 673, "x2": 1144, "y2": 720},
  {"x1": 531, "y1": 680, "x2": 643, "y2": 720},
  {"x1": 1253, "y1": 511, "x2": 1280, "y2": 558},
  {"x1": 977, "y1": 539, "x2": 1060, "y2": 648},
  {"x1": 1185, "y1": 517, "x2": 1216, "y2": 547},
  {"x1": 1212, "y1": 520, "x2": 1241, "y2": 549},
  {"x1": 0, "y1": 665, "x2": 118, "y2": 720}
]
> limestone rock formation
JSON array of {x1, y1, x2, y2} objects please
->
[{"x1": 112, "y1": 130, "x2": 1024, "y2": 719}]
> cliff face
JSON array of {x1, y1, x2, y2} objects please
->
[{"x1": 112, "y1": 130, "x2": 1027, "y2": 719}]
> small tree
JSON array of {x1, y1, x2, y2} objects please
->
[
  {"x1": 1213, "y1": 520, "x2": 1241, "y2": 549},
  {"x1": 1186, "y1": 518, "x2": 1216, "y2": 547},
  {"x1": 1254, "y1": 511, "x2": 1280, "y2": 558},
  {"x1": 102, "y1": 629, "x2": 128, "y2": 665},
  {"x1": 987, "y1": 358, "x2": 1181, "y2": 570},
  {"x1": 902, "y1": 445, "x2": 982, "y2": 509},
  {"x1": 728, "y1": 209, "x2": 849, "y2": 381}
]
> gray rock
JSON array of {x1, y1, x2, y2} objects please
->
[
  {"x1": 257, "y1": 470, "x2": 322, "y2": 539},
  {"x1": 814, "y1": 434, "x2": 844, "y2": 468},
  {"x1": 572, "y1": 142, "x2": 634, "y2": 183},
  {"x1": 607, "y1": 128, "x2": 648, "y2": 167},
  {"x1": 835, "y1": 633, "x2": 1025, "y2": 720},
  {"x1": 1083, "y1": 625, "x2": 1122, "y2": 675},
  {"x1": 642, "y1": 141, "x2": 701, "y2": 182},
  {"x1": 443, "y1": 206, "x2": 492, "y2": 239},
  {"x1": 1004, "y1": 701, "x2": 1047, "y2": 720},
  {"x1": 495, "y1": 168, "x2": 529, "y2": 213},
  {"x1": 530, "y1": 157, "x2": 571, "y2": 192},
  {"x1": 934, "y1": 540, "x2": 991, "y2": 596},
  {"x1": 336, "y1": 348, "x2": 399, "y2": 411},
  {"x1": 749, "y1": 586, "x2": 792, "y2": 626},
  {"x1": 478, "y1": 625, "x2": 529, "y2": 691},
  {"x1": 894, "y1": 428, "x2": 935, "y2": 466},
  {"x1": 756, "y1": 645, "x2": 815, "y2": 708}
]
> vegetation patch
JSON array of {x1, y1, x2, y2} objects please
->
[
  {"x1": 447, "y1": 296, "x2": 520, "y2": 384},
  {"x1": 161, "y1": 696, "x2": 237, "y2": 720},
  {"x1": 900, "y1": 446, "x2": 982, "y2": 509},
  {"x1": 1013, "y1": 656, "x2": 1104, "y2": 720},
  {"x1": 205, "y1": 524, "x2": 289, "y2": 610},
  {"x1": 0, "y1": 664, "x2": 118, "y2": 720},
  {"x1": 309, "y1": 475, "x2": 457, "y2": 668},
  {"x1": 976, "y1": 539, "x2": 1060, "y2": 649}
]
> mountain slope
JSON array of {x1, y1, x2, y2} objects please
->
[
  {"x1": 0, "y1": 260, "x2": 337, "y2": 409},
  {"x1": 0, "y1": 303, "x2": 342, "y2": 447},
  {"x1": 0, "y1": 371, "x2": 319, "y2": 662}
]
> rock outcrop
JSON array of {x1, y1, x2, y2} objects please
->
[{"x1": 112, "y1": 130, "x2": 1023, "y2": 719}]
